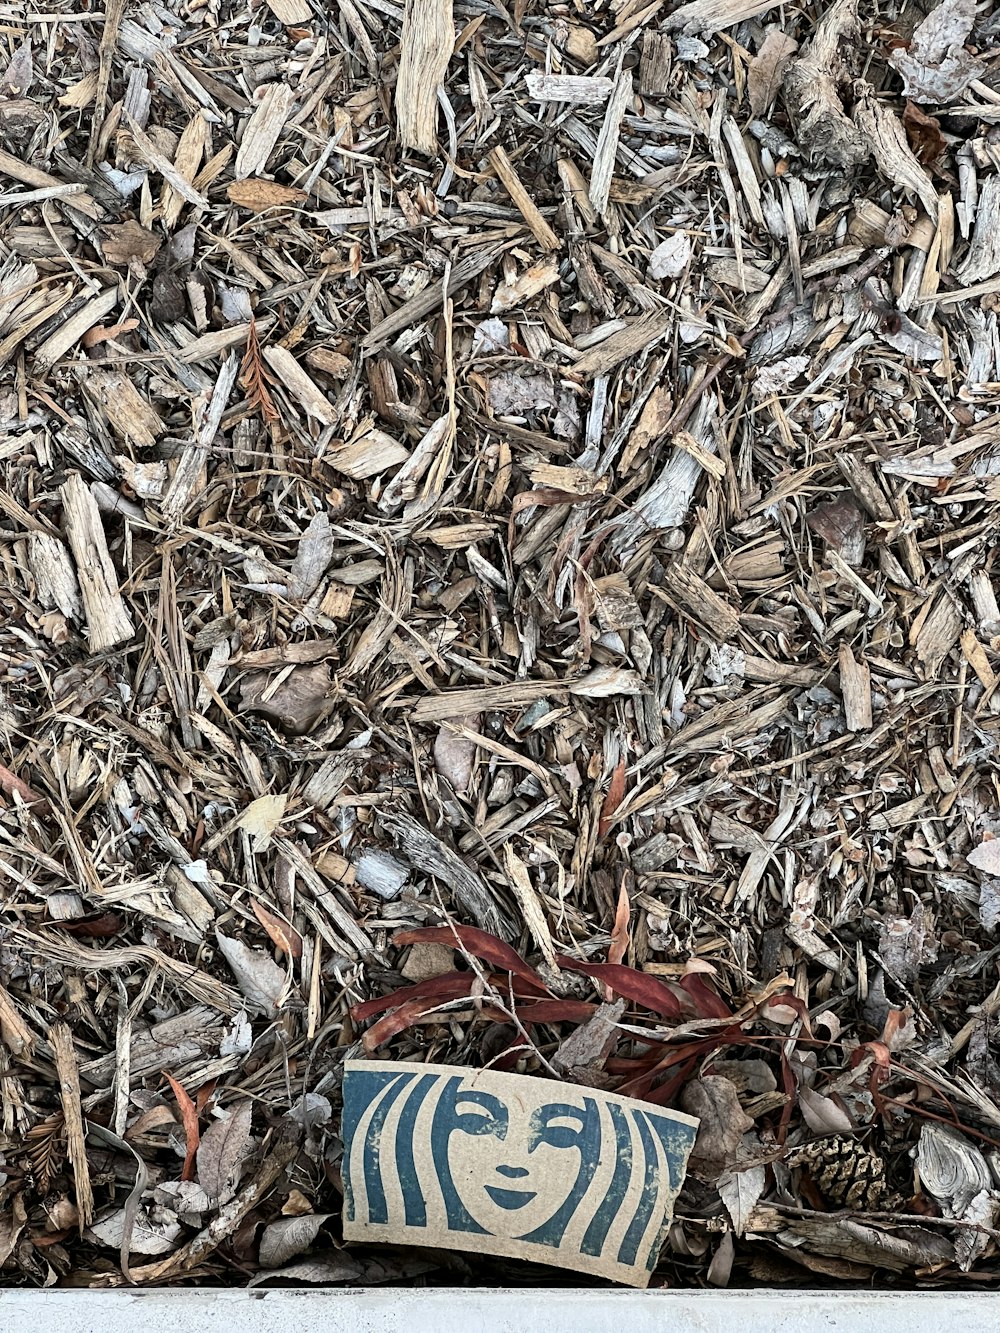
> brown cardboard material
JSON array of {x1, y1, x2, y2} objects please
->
[{"x1": 341, "y1": 1059, "x2": 699, "y2": 1287}]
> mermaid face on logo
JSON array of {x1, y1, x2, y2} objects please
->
[{"x1": 431, "y1": 1078, "x2": 602, "y2": 1243}]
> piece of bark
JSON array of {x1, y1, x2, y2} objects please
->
[
  {"x1": 59, "y1": 472, "x2": 134, "y2": 653},
  {"x1": 382, "y1": 810, "x2": 514, "y2": 940},
  {"x1": 263, "y1": 0, "x2": 311, "y2": 21},
  {"x1": 161, "y1": 112, "x2": 209, "y2": 228},
  {"x1": 28, "y1": 533, "x2": 84, "y2": 621},
  {"x1": 589, "y1": 66, "x2": 632, "y2": 218},
  {"x1": 122, "y1": 112, "x2": 209, "y2": 206},
  {"x1": 395, "y1": 0, "x2": 454, "y2": 155},
  {"x1": 33, "y1": 286, "x2": 120, "y2": 372},
  {"x1": 910, "y1": 589, "x2": 962, "y2": 678},
  {"x1": 526, "y1": 74, "x2": 614, "y2": 105},
  {"x1": 0, "y1": 981, "x2": 35, "y2": 1056},
  {"x1": 51, "y1": 1022, "x2": 95, "y2": 1232},
  {"x1": 853, "y1": 82, "x2": 938, "y2": 222},
  {"x1": 79, "y1": 368, "x2": 163, "y2": 449},
  {"x1": 835, "y1": 452, "x2": 894, "y2": 521},
  {"x1": 783, "y1": 0, "x2": 866, "y2": 167},
  {"x1": 362, "y1": 245, "x2": 500, "y2": 350},
  {"x1": 957, "y1": 174, "x2": 1000, "y2": 285},
  {"x1": 551, "y1": 999, "x2": 625, "y2": 1083},
  {"x1": 161, "y1": 353, "x2": 239, "y2": 525},
  {"x1": 235, "y1": 84, "x2": 295, "y2": 179},
  {"x1": 573, "y1": 309, "x2": 671, "y2": 377},
  {"x1": 502, "y1": 843, "x2": 557, "y2": 968},
  {"x1": 839, "y1": 644, "x2": 873, "y2": 731},
  {"x1": 491, "y1": 255, "x2": 560, "y2": 315},
  {"x1": 888, "y1": 0, "x2": 985, "y2": 104},
  {"x1": 661, "y1": 560, "x2": 741, "y2": 642},
  {"x1": 0, "y1": 146, "x2": 102, "y2": 219},
  {"x1": 638, "y1": 30, "x2": 672, "y2": 94},
  {"x1": 489, "y1": 146, "x2": 560, "y2": 252},
  {"x1": 328, "y1": 425, "x2": 409, "y2": 478},
  {"x1": 263, "y1": 346, "x2": 337, "y2": 427}
]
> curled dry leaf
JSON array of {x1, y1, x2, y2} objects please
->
[{"x1": 797, "y1": 1085, "x2": 854, "y2": 1135}]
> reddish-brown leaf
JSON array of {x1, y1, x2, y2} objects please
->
[
  {"x1": 251, "y1": 897, "x2": 303, "y2": 959},
  {"x1": 240, "y1": 317, "x2": 279, "y2": 425},
  {"x1": 679, "y1": 973, "x2": 733, "y2": 1019},
  {"x1": 392, "y1": 926, "x2": 549, "y2": 994},
  {"x1": 0, "y1": 762, "x2": 45, "y2": 807},
  {"x1": 361, "y1": 992, "x2": 475, "y2": 1053},
  {"x1": 557, "y1": 957, "x2": 683, "y2": 1019},
  {"x1": 518, "y1": 999, "x2": 598, "y2": 1025},
  {"x1": 52, "y1": 913, "x2": 124, "y2": 938},
  {"x1": 903, "y1": 100, "x2": 946, "y2": 165},
  {"x1": 162, "y1": 1071, "x2": 200, "y2": 1181},
  {"x1": 351, "y1": 972, "x2": 477, "y2": 1023},
  {"x1": 598, "y1": 758, "x2": 627, "y2": 840}
]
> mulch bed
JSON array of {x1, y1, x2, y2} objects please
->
[{"x1": 2, "y1": 0, "x2": 1000, "y2": 1291}]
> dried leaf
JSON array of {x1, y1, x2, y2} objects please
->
[
  {"x1": 748, "y1": 29, "x2": 797, "y2": 116},
  {"x1": 197, "y1": 1101, "x2": 253, "y2": 1207},
  {"x1": 0, "y1": 761, "x2": 45, "y2": 807},
  {"x1": 681, "y1": 1077, "x2": 754, "y2": 1166},
  {"x1": 215, "y1": 930, "x2": 286, "y2": 1017},
  {"x1": 88, "y1": 1206, "x2": 182, "y2": 1255},
  {"x1": 239, "y1": 664, "x2": 332, "y2": 735},
  {"x1": 557, "y1": 958, "x2": 683, "y2": 1019},
  {"x1": 100, "y1": 221, "x2": 162, "y2": 267},
  {"x1": 968, "y1": 838, "x2": 1000, "y2": 876},
  {"x1": 258, "y1": 1212, "x2": 331, "y2": 1267},
  {"x1": 237, "y1": 793, "x2": 288, "y2": 852},
  {"x1": 250, "y1": 898, "x2": 303, "y2": 959},
  {"x1": 798, "y1": 1085, "x2": 854, "y2": 1134},
  {"x1": 161, "y1": 1073, "x2": 200, "y2": 1183},
  {"x1": 288, "y1": 513, "x2": 334, "y2": 602},
  {"x1": 433, "y1": 717, "x2": 479, "y2": 794},
  {"x1": 902, "y1": 101, "x2": 946, "y2": 165},
  {"x1": 598, "y1": 758, "x2": 627, "y2": 840},
  {"x1": 391, "y1": 926, "x2": 548, "y2": 993},
  {"x1": 607, "y1": 876, "x2": 631, "y2": 967}
]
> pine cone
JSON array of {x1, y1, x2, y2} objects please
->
[{"x1": 786, "y1": 1134, "x2": 887, "y2": 1209}]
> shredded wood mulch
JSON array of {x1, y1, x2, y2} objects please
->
[{"x1": 3, "y1": 0, "x2": 1000, "y2": 1293}]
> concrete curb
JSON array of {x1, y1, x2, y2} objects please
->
[{"x1": 1, "y1": 1288, "x2": 998, "y2": 1332}]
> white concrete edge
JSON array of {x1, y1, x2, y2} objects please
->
[{"x1": 1, "y1": 1287, "x2": 999, "y2": 1333}]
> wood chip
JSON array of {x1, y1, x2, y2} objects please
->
[
  {"x1": 395, "y1": 0, "x2": 454, "y2": 155},
  {"x1": 59, "y1": 472, "x2": 134, "y2": 652}
]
